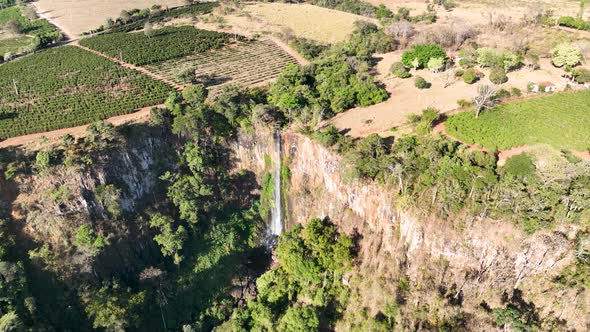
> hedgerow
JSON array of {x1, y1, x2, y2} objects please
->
[
  {"x1": 102, "y1": 2, "x2": 218, "y2": 34},
  {"x1": 79, "y1": 26, "x2": 238, "y2": 66},
  {"x1": 0, "y1": 46, "x2": 174, "y2": 138}
]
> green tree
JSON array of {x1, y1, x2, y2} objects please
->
[
  {"x1": 0, "y1": 311, "x2": 23, "y2": 331},
  {"x1": 462, "y1": 69, "x2": 478, "y2": 84},
  {"x1": 390, "y1": 61, "x2": 411, "y2": 78},
  {"x1": 414, "y1": 76, "x2": 430, "y2": 89},
  {"x1": 278, "y1": 305, "x2": 320, "y2": 332},
  {"x1": 489, "y1": 67, "x2": 508, "y2": 84},
  {"x1": 85, "y1": 284, "x2": 145, "y2": 332},
  {"x1": 182, "y1": 84, "x2": 207, "y2": 106},
  {"x1": 34, "y1": 151, "x2": 50, "y2": 173},
  {"x1": 427, "y1": 57, "x2": 445, "y2": 73},
  {"x1": 401, "y1": 44, "x2": 447, "y2": 69},
  {"x1": 551, "y1": 43, "x2": 582, "y2": 67},
  {"x1": 149, "y1": 213, "x2": 187, "y2": 264},
  {"x1": 85, "y1": 121, "x2": 118, "y2": 151},
  {"x1": 95, "y1": 184, "x2": 122, "y2": 218}
]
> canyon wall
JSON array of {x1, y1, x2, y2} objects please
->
[{"x1": 233, "y1": 128, "x2": 587, "y2": 330}]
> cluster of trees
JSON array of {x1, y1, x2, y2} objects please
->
[
  {"x1": 401, "y1": 44, "x2": 447, "y2": 69},
  {"x1": 221, "y1": 218, "x2": 353, "y2": 331},
  {"x1": 268, "y1": 22, "x2": 390, "y2": 125},
  {"x1": 457, "y1": 46, "x2": 522, "y2": 72},
  {"x1": 0, "y1": 5, "x2": 63, "y2": 61}
]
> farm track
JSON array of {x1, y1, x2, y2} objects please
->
[
  {"x1": 74, "y1": 42, "x2": 186, "y2": 90},
  {"x1": 0, "y1": 104, "x2": 161, "y2": 148}
]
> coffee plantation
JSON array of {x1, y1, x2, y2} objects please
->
[{"x1": 0, "y1": 46, "x2": 174, "y2": 138}]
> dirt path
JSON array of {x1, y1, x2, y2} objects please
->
[
  {"x1": 0, "y1": 105, "x2": 160, "y2": 149},
  {"x1": 74, "y1": 43, "x2": 186, "y2": 90},
  {"x1": 268, "y1": 36, "x2": 309, "y2": 66},
  {"x1": 31, "y1": 2, "x2": 77, "y2": 41}
]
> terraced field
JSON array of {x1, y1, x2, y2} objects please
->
[{"x1": 146, "y1": 40, "x2": 298, "y2": 89}]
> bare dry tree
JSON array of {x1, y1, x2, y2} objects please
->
[
  {"x1": 438, "y1": 64, "x2": 455, "y2": 88},
  {"x1": 473, "y1": 84, "x2": 498, "y2": 118},
  {"x1": 385, "y1": 20, "x2": 415, "y2": 47},
  {"x1": 144, "y1": 22, "x2": 154, "y2": 38}
]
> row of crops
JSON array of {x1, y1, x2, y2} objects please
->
[
  {"x1": 79, "y1": 26, "x2": 240, "y2": 66},
  {"x1": 108, "y1": 2, "x2": 219, "y2": 34},
  {"x1": 0, "y1": 46, "x2": 174, "y2": 138},
  {"x1": 146, "y1": 40, "x2": 298, "y2": 89}
]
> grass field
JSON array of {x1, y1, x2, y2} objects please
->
[
  {"x1": 445, "y1": 91, "x2": 590, "y2": 151},
  {"x1": 0, "y1": 46, "x2": 173, "y2": 138},
  {"x1": 243, "y1": 3, "x2": 370, "y2": 43},
  {"x1": 0, "y1": 36, "x2": 32, "y2": 55},
  {"x1": 79, "y1": 26, "x2": 235, "y2": 66},
  {"x1": 146, "y1": 40, "x2": 297, "y2": 89}
]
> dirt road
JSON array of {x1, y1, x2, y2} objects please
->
[{"x1": 0, "y1": 105, "x2": 160, "y2": 149}]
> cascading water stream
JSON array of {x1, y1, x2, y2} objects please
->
[{"x1": 269, "y1": 128, "x2": 283, "y2": 236}]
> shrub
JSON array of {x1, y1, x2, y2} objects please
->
[
  {"x1": 415, "y1": 107, "x2": 440, "y2": 134},
  {"x1": 462, "y1": 69, "x2": 478, "y2": 84},
  {"x1": 503, "y1": 153, "x2": 536, "y2": 179},
  {"x1": 551, "y1": 43, "x2": 582, "y2": 68},
  {"x1": 289, "y1": 38, "x2": 328, "y2": 60},
  {"x1": 35, "y1": 151, "x2": 50, "y2": 172},
  {"x1": 414, "y1": 76, "x2": 430, "y2": 89},
  {"x1": 458, "y1": 47, "x2": 477, "y2": 68},
  {"x1": 495, "y1": 88, "x2": 511, "y2": 99},
  {"x1": 510, "y1": 87, "x2": 522, "y2": 97},
  {"x1": 476, "y1": 47, "x2": 522, "y2": 71},
  {"x1": 390, "y1": 61, "x2": 411, "y2": 78},
  {"x1": 454, "y1": 69, "x2": 464, "y2": 77},
  {"x1": 573, "y1": 68, "x2": 590, "y2": 83},
  {"x1": 489, "y1": 67, "x2": 508, "y2": 84},
  {"x1": 427, "y1": 56, "x2": 445, "y2": 72},
  {"x1": 457, "y1": 99, "x2": 473, "y2": 108},
  {"x1": 401, "y1": 44, "x2": 447, "y2": 69},
  {"x1": 557, "y1": 16, "x2": 590, "y2": 30},
  {"x1": 76, "y1": 225, "x2": 107, "y2": 251}
]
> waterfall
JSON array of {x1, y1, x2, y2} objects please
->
[{"x1": 270, "y1": 128, "x2": 283, "y2": 236}]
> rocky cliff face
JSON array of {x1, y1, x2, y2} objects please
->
[
  {"x1": 233, "y1": 128, "x2": 587, "y2": 330},
  {"x1": 7, "y1": 129, "x2": 172, "y2": 279}
]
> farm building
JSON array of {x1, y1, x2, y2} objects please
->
[{"x1": 531, "y1": 81, "x2": 557, "y2": 93}]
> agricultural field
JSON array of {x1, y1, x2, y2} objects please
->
[
  {"x1": 445, "y1": 90, "x2": 590, "y2": 151},
  {"x1": 79, "y1": 26, "x2": 236, "y2": 66},
  {"x1": 0, "y1": 5, "x2": 62, "y2": 58},
  {"x1": 146, "y1": 40, "x2": 298, "y2": 89},
  {"x1": 0, "y1": 46, "x2": 174, "y2": 138}
]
